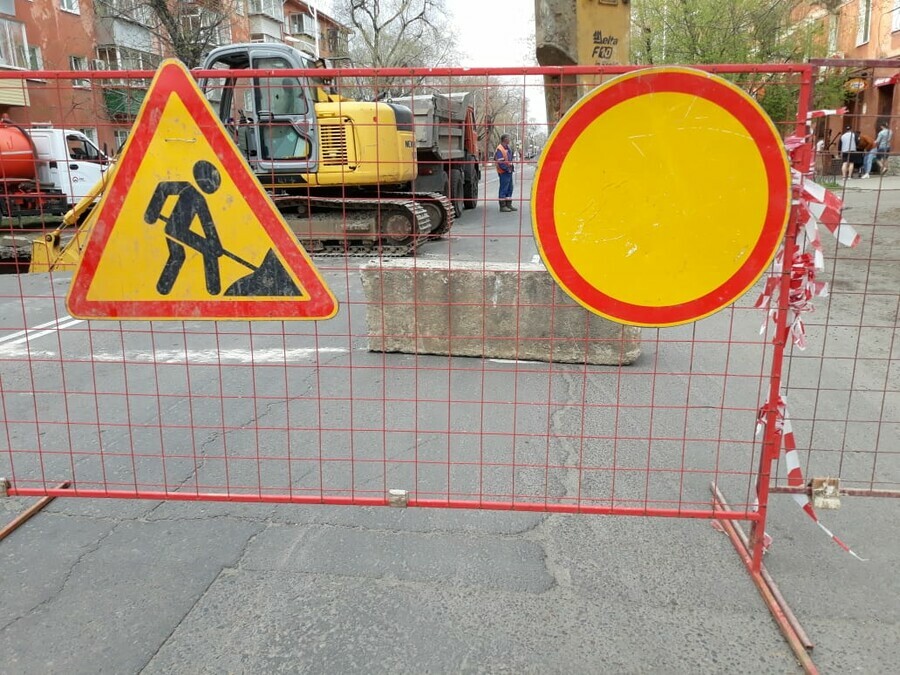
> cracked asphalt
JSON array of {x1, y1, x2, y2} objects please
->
[{"x1": 1, "y1": 168, "x2": 898, "y2": 673}]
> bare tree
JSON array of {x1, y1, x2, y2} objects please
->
[
  {"x1": 333, "y1": 0, "x2": 460, "y2": 97},
  {"x1": 95, "y1": 0, "x2": 238, "y2": 69},
  {"x1": 449, "y1": 75, "x2": 527, "y2": 157}
]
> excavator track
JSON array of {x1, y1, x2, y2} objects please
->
[
  {"x1": 385, "y1": 192, "x2": 455, "y2": 238},
  {"x1": 273, "y1": 194, "x2": 433, "y2": 257}
]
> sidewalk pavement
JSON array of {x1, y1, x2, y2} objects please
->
[{"x1": 818, "y1": 173, "x2": 900, "y2": 191}]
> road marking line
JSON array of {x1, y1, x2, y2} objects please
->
[
  {"x1": 0, "y1": 316, "x2": 84, "y2": 346},
  {"x1": 0, "y1": 316, "x2": 75, "y2": 344},
  {"x1": 0, "y1": 320, "x2": 84, "y2": 348},
  {"x1": 0, "y1": 346, "x2": 348, "y2": 364}
]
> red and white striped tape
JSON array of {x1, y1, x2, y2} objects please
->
[
  {"x1": 806, "y1": 107, "x2": 848, "y2": 120},
  {"x1": 756, "y1": 397, "x2": 866, "y2": 561},
  {"x1": 752, "y1": 143, "x2": 865, "y2": 559},
  {"x1": 755, "y1": 170, "x2": 859, "y2": 347}
]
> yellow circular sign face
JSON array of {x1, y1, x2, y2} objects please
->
[{"x1": 532, "y1": 67, "x2": 791, "y2": 327}]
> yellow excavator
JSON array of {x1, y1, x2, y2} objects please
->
[{"x1": 31, "y1": 42, "x2": 476, "y2": 271}]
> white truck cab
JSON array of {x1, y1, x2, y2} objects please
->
[{"x1": 28, "y1": 126, "x2": 109, "y2": 205}]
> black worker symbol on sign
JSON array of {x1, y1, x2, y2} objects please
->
[{"x1": 143, "y1": 160, "x2": 302, "y2": 297}]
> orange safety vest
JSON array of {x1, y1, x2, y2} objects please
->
[{"x1": 495, "y1": 144, "x2": 512, "y2": 174}]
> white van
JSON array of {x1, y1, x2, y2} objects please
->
[{"x1": 28, "y1": 127, "x2": 109, "y2": 205}]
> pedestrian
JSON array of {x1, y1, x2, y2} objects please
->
[
  {"x1": 854, "y1": 131, "x2": 874, "y2": 177},
  {"x1": 495, "y1": 133, "x2": 516, "y2": 212},
  {"x1": 863, "y1": 122, "x2": 893, "y2": 178},
  {"x1": 839, "y1": 125, "x2": 856, "y2": 179}
]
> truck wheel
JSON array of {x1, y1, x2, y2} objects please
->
[
  {"x1": 451, "y1": 170, "x2": 464, "y2": 218},
  {"x1": 463, "y1": 176, "x2": 478, "y2": 210}
]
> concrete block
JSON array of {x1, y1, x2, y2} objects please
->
[{"x1": 360, "y1": 260, "x2": 641, "y2": 365}]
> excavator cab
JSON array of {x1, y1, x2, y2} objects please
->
[{"x1": 201, "y1": 45, "x2": 319, "y2": 176}]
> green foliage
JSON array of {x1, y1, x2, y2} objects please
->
[
  {"x1": 631, "y1": 0, "x2": 802, "y2": 66},
  {"x1": 631, "y1": 0, "x2": 848, "y2": 133}
]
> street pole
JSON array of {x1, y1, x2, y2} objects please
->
[{"x1": 535, "y1": 0, "x2": 632, "y2": 129}]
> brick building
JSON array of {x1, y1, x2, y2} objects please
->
[
  {"x1": 791, "y1": 0, "x2": 900, "y2": 143},
  {"x1": 0, "y1": 0, "x2": 350, "y2": 152}
]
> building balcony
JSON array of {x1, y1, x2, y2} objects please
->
[
  {"x1": 103, "y1": 86, "x2": 147, "y2": 121},
  {"x1": 249, "y1": 14, "x2": 283, "y2": 41}
]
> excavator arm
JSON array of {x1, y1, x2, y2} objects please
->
[{"x1": 29, "y1": 170, "x2": 112, "y2": 273}]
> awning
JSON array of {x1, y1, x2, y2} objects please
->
[{"x1": 875, "y1": 73, "x2": 900, "y2": 87}]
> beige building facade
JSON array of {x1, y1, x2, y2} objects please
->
[{"x1": 791, "y1": 0, "x2": 900, "y2": 146}]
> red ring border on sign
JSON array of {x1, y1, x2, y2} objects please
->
[{"x1": 532, "y1": 67, "x2": 791, "y2": 327}]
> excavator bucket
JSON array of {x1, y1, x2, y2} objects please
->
[
  {"x1": 29, "y1": 171, "x2": 111, "y2": 274},
  {"x1": 29, "y1": 211, "x2": 96, "y2": 274}
]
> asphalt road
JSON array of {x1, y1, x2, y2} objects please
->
[{"x1": 0, "y1": 166, "x2": 898, "y2": 673}]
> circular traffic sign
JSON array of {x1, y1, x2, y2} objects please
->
[{"x1": 532, "y1": 67, "x2": 791, "y2": 327}]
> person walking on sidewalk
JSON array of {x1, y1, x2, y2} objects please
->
[
  {"x1": 495, "y1": 134, "x2": 516, "y2": 212},
  {"x1": 863, "y1": 122, "x2": 893, "y2": 178},
  {"x1": 839, "y1": 126, "x2": 857, "y2": 179}
]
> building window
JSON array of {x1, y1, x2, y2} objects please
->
[
  {"x1": 327, "y1": 28, "x2": 349, "y2": 57},
  {"x1": 0, "y1": 0, "x2": 15, "y2": 16},
  {"x1": 27, "y1": 45, "x2": 42, "y2": 70},
  {"x1": 0, "y1": 18, "x2": 28, "y2": 69},
  {"x1": 856, "y1": 0, "x2": 872, "y2": 46},
  {"x1": 114, "y1": 128, "x2": 129, "y2": 152},
  {"x1": 99, "y1": 0, "x2": 153, "y2": 25},
  {"x1": 288, "y1": 13, "x2": 316, "y2": 36},
  {"x1": 78, "y1": 128, "x2": 98, "y2": 144},
  {"x1": 69, "y1": 55, "x2": 89, "y2": 88},
  {"x1": 60, "y1": 0, "x2": 79, "y2": 14},
  {"x1": 828, "y1": 15, "x2": 840, "y2": 54},
  {"x1": 96, "y1": 45, "x2": 160, "y2": 86},
  {"x1": 248, "y1": 0, "x2": 283, "y2": 23},
  {"x1": 893, "y1": 0, "x2": 900, "y2": 33},
  {"x1": 181, "y1": 7, "x2": 231, "y2": 48},
  {"x1": 97, "y1": 45, "x2": 160, "y2": 71},
  {"x1": 250, "y1": 33, "x2": 282, "y2": 44}
]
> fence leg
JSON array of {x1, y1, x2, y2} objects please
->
[
  {"x1": 0, "y1": 481, "x2": 70, "y2": 543},
  {"x1": 712, "y1": 483, "x2": 818, "y2": 674}
]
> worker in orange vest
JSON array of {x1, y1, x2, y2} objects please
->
[{"x1": 495, "y1": 134, "x2": 516, "y2": 212}]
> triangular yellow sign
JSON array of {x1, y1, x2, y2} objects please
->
[{"x1": 67, "y1": 59, "x2": 337, "y2": 321}]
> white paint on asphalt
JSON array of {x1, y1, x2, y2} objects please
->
[
  {"x1": 0, "y1": 315, "x2": 84, "y2": 347},
  {"x1": 0, "y1": 345, "x2": 348, "y2": 364}
]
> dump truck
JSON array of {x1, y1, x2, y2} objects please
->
[
  {"x1": 0, "y1": 121, "x2": 108, "y2": 218},
  {"x1": 391, "y1": 91, "x2": 481, "y2": 217}
]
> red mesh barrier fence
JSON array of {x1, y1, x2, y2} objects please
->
[{"x1": 0, "y1": 63, "x2": 890, "y2": 544}]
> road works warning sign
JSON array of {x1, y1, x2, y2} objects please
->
[
  {"x1": 532, "y1": 66, "x2": 791, "y2": 328},
  {"x1": 67, "y1": 59, "x2": 337, "y2": 321}
]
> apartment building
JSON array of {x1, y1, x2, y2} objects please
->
[
  {"x1": 791, "y1": 0, "x2": 900, "y2": 140},
  {"x1": 245, "y1": 0, "x2": 349, "y2": 59},
  {"x1": 0, "y1": 0, "x2": 350, "y2": 152},
  {"x1": 282, "y1": 0, "x2": 350, "y2": 60}
]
